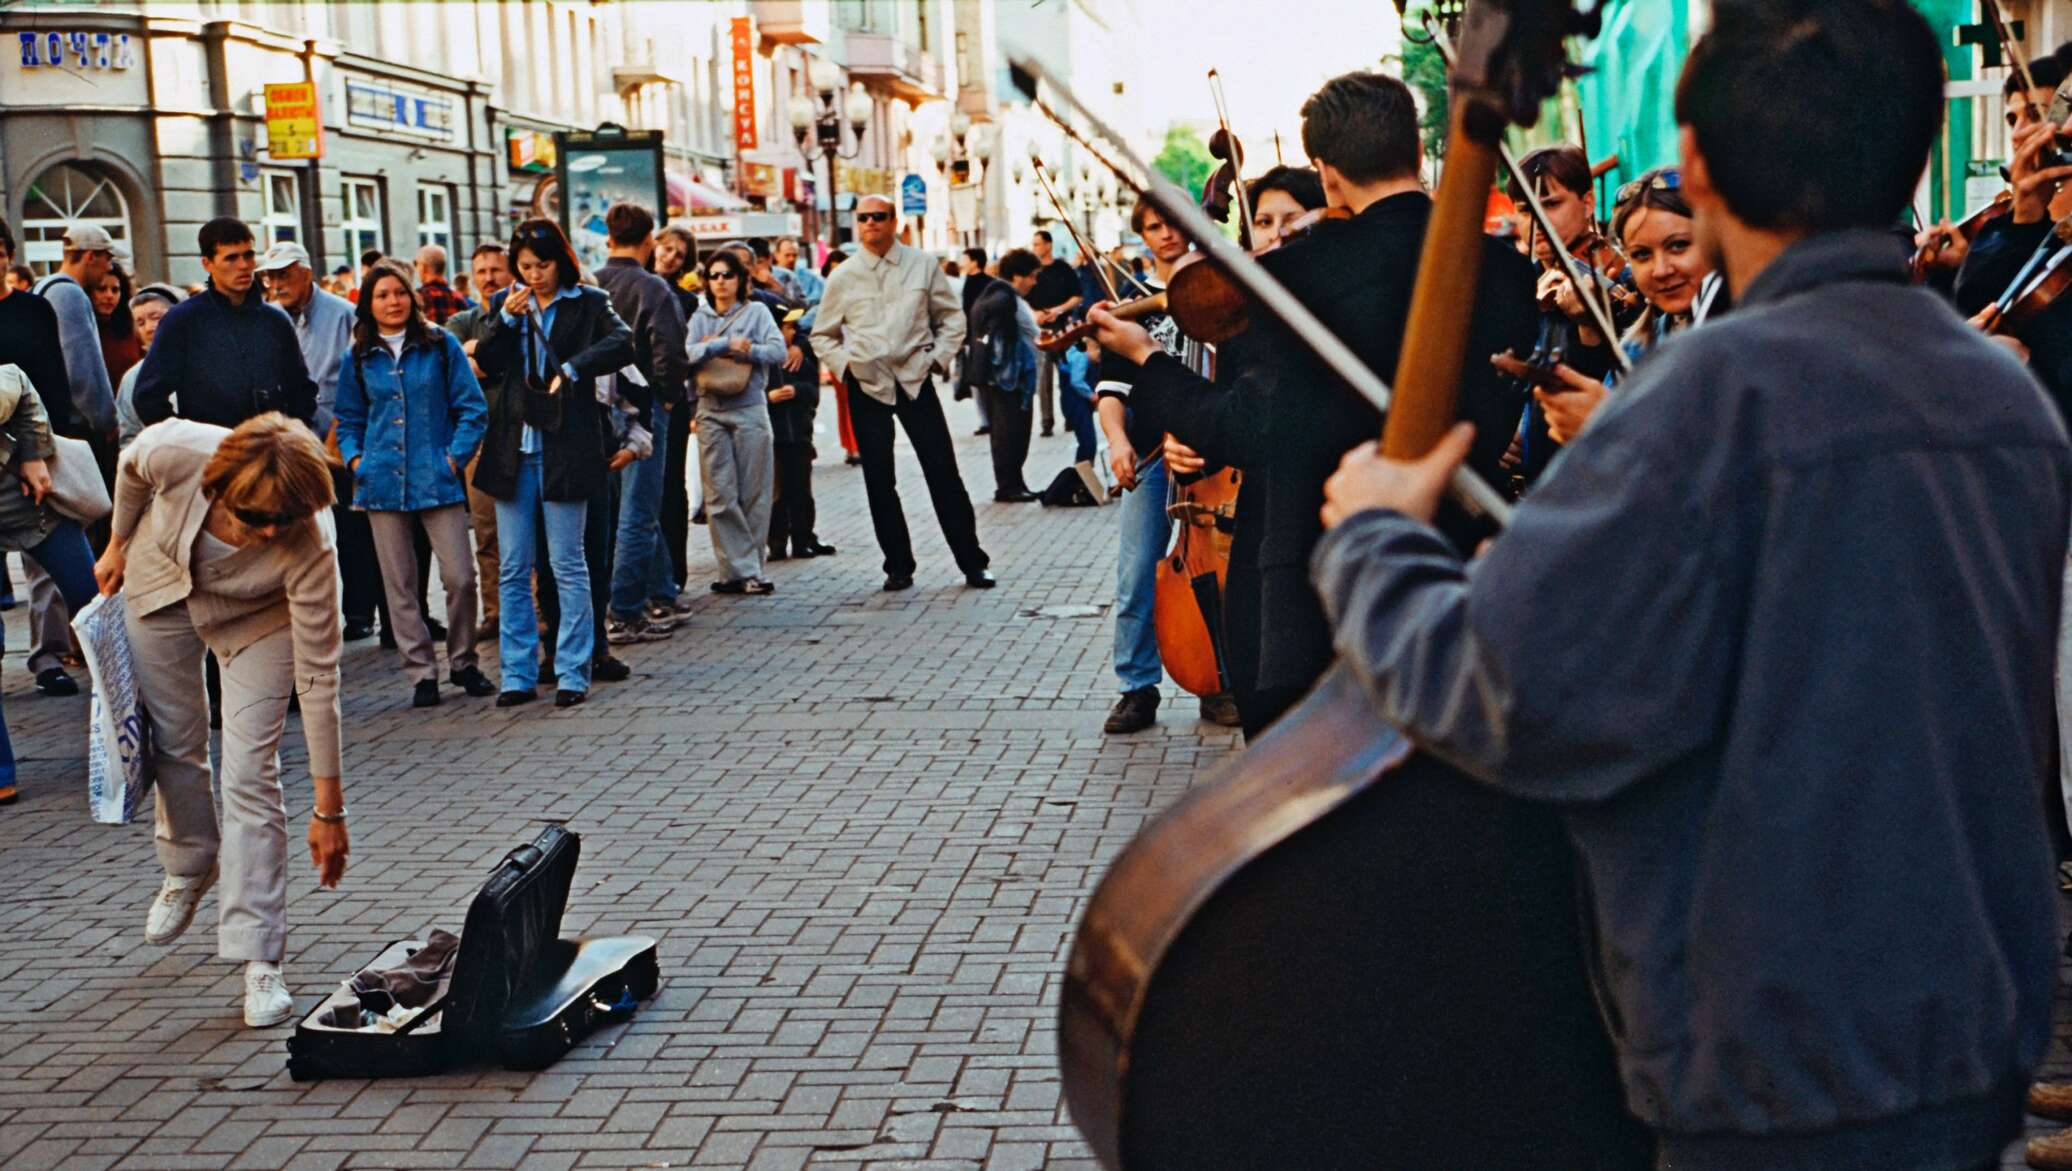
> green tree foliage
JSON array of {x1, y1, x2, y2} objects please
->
[
  {"x1": 1151, "y1": 124, "x2": 1214, "y2": 201},
  {"x1": 1394, "y1": 9, "x2": 1451, "y2": 161}
]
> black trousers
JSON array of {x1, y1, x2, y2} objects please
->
[
  {"x1": 536, "y1": 478, "x2": 617, "y2": 664},
  {"x1": 660, "y1": 401, "x2": 691, "y2": 592},
  {"x1": 977, "y1": 384, "x2": 1032, "y2": 497},
  {"x1": 332, "y1": 464, "x2": 383, "y2": 624},
  {"x1": 768, "y1": 440, "x2": 818, "y2": 555},
  {"x1": 846, "y1": 376, "x2": 987, "y2": 578}
]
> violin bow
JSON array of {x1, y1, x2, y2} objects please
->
[
  {"x1": 1982, "y1": 0, "x2": 2039, "y2": 118},
  {"x1": 1428, "y1": 11, "x2": 1632, "y2": 376},
  {"x1": 1029, "y1": 152, "x2": 1123, "y2": 303},
  {"x1": 1208, "y1": 69, "x2": 1255, "y2": 249},
  {"x1": 1011, "y1": 56, "x2": 1514, "y2": 526}
]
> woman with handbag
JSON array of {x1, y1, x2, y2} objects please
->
[
  {"x1": 469, "y1": 219, "x2": 635, "y2": 708},
  {"x1": 685, "y1": 250, "x2": 785, "y2": 594},
  {"x1": 333, "y1": 260, "x2": 493, "y2": 709},
  {"x1": 91, "y1": 412, "x2": 348, "y2": 1028},
  {"x1": 0, "y1": 365, "x2": 102, "y2": 808}
]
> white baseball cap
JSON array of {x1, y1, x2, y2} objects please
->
[
  {"x1": 60, "y1": 223, "x2": 114, "y2": 252},
  {"x1": 256, "y1": 241, "x2": 312, "y2": 273}
]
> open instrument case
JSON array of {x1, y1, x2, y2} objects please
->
[{"x1": 286, "y1": 826, "x2": 660, "y2": 1080}]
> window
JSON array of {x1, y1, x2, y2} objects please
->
[
  {"x1": 261, "y1": 169, "x2": 302, "y2": 244},
  {"x1": 341, "y1": 177, "x2": 384, "y2": 263},
  {"x1": 417, "y1": 184, "x2": 453, "y2": 252},
  {"x1": 21, "y1": 160, "x2": 130, "y2": 276}
]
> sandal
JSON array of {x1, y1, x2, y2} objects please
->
[
  {"x1": 710, "y1": 579, "x2": 746, "y2": 595},
  {"x1": 744, "y1": 578, "x2": 775, "y2": 595}
]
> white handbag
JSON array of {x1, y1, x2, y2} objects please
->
[{"x1": 47, "y1": 433, "x2": 111, "y2": 524}]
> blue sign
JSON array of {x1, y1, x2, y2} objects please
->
[
  {"x1": 344, "y1": 80, "x2": 455, "y2": 143},
  {"x1": 900, "y1": 173, "x2": 928, "y2": 218}
]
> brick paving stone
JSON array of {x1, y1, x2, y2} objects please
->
[{"x1": 0, "y1": 418, "x2": 1170, "y2": 1171}]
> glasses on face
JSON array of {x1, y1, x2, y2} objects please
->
[
  {"x1": 1615, "y1": 169, "x2": 1683, "y2": 208},
  {"x1": 855, "y1": 211, "x2": 892, "y2": 224},
  {"x1": 706, "y1": 269, "x2": 741, "y2": 282},
  {"x1": 233, "y1": 506, "x2": 304, "y2": 530}
]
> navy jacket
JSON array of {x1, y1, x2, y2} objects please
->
[
  {"x1": 132, "y1": 281, "x2": 317, "y2": 429},
  {"x1": 1953, "y1": 215, "x2": 2072, "y2": 426},
  {"x1": 334, "y1": 329, "x2": 488, "y2": 513},
  {"x1": 1312, "y1": 230, "x2": 2069, "y2": 1170}
]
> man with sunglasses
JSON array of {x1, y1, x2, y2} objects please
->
[{"x1": 811, "y1": 195, "x2": 993, "y2": 592}]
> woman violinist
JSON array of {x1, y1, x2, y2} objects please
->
[{"x1": 1493, "y1": 166, "x2": 1715, "y2": 446}]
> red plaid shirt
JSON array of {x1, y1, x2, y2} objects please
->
[{"x1": 419, "y1": 277, "x2": 468, "y2": 325}]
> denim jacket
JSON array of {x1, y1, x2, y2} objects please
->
[{"x1": 335, "y1": 329, "x2": 488, "y2": 512}]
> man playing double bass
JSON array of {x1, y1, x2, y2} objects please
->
[
  {"x1": 1090, "y1": 70, "x2": 1536, "y2": 739},
  {"x1": 1317, "y1": 2, "x2": 2064, "y2": 1167}
]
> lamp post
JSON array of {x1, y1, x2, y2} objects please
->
[
  {"x1": 790, "y1": 57, "x2": 873, "y2": 256},
  {"x1": 932, "y1": 113, "x2": 993, "y2": 246}
]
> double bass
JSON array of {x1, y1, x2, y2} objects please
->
[{"x1": 1029, "y1": 3, "x2": 1652, "y2": 1168}]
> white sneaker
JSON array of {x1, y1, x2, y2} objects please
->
[
  {"x1": 143, "y1": 864, "x2": 217, "y2": 945},
  {"x1": 244, "y1": 961, "x2": 293, "y2": 1028}
]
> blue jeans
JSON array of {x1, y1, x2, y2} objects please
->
[
  {"x1": 1061, "y1": 387, "x2": 1099, "y2": 464},
  {"x1": 494, "y1": 454, "x2": 593, "y2": 693},
  {"x1": 1113, "y1": 458, "x2": 1170, "y2": 692},
  {"x1": 609, "y1": 400, "x2": 675, "y2": 619},
  {"x1": 0, "y1": 521, "x2": 100, "y2": 786}
]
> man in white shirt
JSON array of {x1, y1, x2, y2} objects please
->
[{"x1": 811, "y1": 195, "x2": 994, "y2": 592}]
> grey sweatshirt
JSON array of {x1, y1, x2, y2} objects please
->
[{"x1": 686, "y1": 299, "x2": 785, "y2": 414}]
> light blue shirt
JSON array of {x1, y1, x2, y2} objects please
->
[
  {"x1": 500, "y1": 284, "x2": 582, "y2": 454},
  {"x1": 288, "y1": 286, "x2": 354, "y2": 436}
]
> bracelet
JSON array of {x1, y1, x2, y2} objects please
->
[{"x1": 312, "y1": 807, "x2": 348, "y2": 824}]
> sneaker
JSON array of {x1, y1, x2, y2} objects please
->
[
  {"x1": 145, "y1": 865, "x2": 218, "y2": 945},
  {"x1": 0, "y1": 782, "x2": 16, "y2": 805},
  {"x1": 244, "y1": 961, "x2": 294, "y2": 1028},
  {"x1": 661, "y1": 593, "x2": 696, "y2": 617},
  {"x1": 34, "y1": 667, "x2": 78, "y2": 697},
  {"x1": 606, "y1": 614, "x2": 674, "y2": 644},
  {"x1": 1103, "y1": 686, "x2": 1160, "y2": 735},
  {"x1": 641, "y1": 602, "x2": 683, "y2": 630}
]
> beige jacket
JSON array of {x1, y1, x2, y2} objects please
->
[
  {"x1": 809, "y1": 241, "x2": 966, "y2": 406},
  {"x1": 113, "y1": 420, "x2": 343, "y2": 776}
]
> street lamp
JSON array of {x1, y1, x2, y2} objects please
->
[
  {"x1": 932, "y1": 116, "x2": 994, "y2": 245},
  {"x1": 792, "y1": 58, "x2": 873, "y2": 255}
]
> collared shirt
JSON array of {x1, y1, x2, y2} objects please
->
[
  {"x1": 809, "y1": 242, "x2": 965, "y2": 405},
  {"x1": 501, "y1": 284, "x2": 583, "y2": 453},
  {"x1": 287, "y1": 286, "x2": 354, "y2": 437},
  {"x1": 790, "y1": 262, "x2": 825, "y2": 307}
]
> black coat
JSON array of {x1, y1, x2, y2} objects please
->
[
  {"x1": 1130, "y1": 191, "x2": 1537, "y2": 712},
  {"x1": 768, "y1": 344, "x2": 820, "y2": 445},
  {"x1": 133, "y1": 282, "x2": 316, "y2": 430},
  {"x1": 1955, "y1": 215, "x2": 2072, "y2": 427},
  {"x1": 470, "y1": 285, "x2": 636, "y2": 503}
]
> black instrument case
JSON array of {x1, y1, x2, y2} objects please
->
[{"x1": 286, "y1": 826, "x2": 659, "y2": 1080}]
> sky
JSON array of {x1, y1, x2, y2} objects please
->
[{"x1": 1126, "y1": 0, "x2": 1403, "y2": 166}]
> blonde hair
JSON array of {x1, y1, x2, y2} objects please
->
[{"x1": 201, "y1": 412, "x2": 334, "y2": 520}]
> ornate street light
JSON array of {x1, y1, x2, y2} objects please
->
[{"x1": 792, "y1": 58, "x2": 874, "y2": 253}]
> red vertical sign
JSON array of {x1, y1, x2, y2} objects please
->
[{"x1": 730, "y1": 18, "x2": 758, "y2": 154}]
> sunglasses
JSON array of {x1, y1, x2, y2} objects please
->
[
  {"x1": 233, "y1": 507, "x2": 305, "y2": 529},
  {"x1": 1614, "y1": 169, "x2": 1683, "y2": 207},
  {"x1": 706, "y1": 269, "x2": 741, "y2": 281},
  {"x1": 855, "y1": 211, "x2": 892, "y2": 223}
]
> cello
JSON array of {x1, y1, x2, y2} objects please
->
[
  {"x1": 1029, "y1": 3, "x2": 1651, "y2": 1168},
  {"x1": 1150, "y1": 70, "x2": 1253, "y2": 703}
]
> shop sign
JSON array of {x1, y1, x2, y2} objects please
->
[
  {"x1": 264, "y1": 82, "x2": 322, "y2": 160},
  {"x1": 900, "y1": 173, "x2": 927, "y2": 217},
  {"x1": 743, "y1": 163, "x2": 782, "y2": 199},
  {"x1": 17, "y1": 31, "x2": 135, "y2": 71},
  {"x1": 839, "y1": 165, "x2": 892, "y2": 196},
  {"x1": 730, "y1": 18, "x2": 757, "y2": 153},
  {"x1": 344, "y1": 78, "x2": 455, "y2": 142}
]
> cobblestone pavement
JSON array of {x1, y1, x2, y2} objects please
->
[
  {"x1": 0, "y1": 411, "x2": 1239, "y2": 1171},
  {"x1": 1, "y1": 408, "x2": 2067, "y2": 1170}
]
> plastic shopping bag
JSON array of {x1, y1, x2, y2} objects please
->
[{"x1": 72, "y1": 591, "x2": 153, "y2": 824}]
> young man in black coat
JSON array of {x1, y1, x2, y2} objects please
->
[
  {"x1": 767, "y1": 310, "x2": 832, "y2": 562},
  {"x1": 1090, "y1": 70, "x2": 1537, "y2": 738}
]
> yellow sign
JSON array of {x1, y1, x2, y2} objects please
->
[{"x1": 265, "y1": 82, "x2": 322, "y2": 160}]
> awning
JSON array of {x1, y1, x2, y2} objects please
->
[{"x1": 667, "y1": 172, "x2": 750, "y2": 216}]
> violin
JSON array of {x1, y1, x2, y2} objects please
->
[
  {"x1": 1037, "y1": 291, "x2": 1166, "y2": 353},
  {"x1": 1983, "y1": 212, "x2": 2072, "y2": 337},
  {"x1": 1912, "y1": 190, "x2": 2014, "y2": 282}
]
